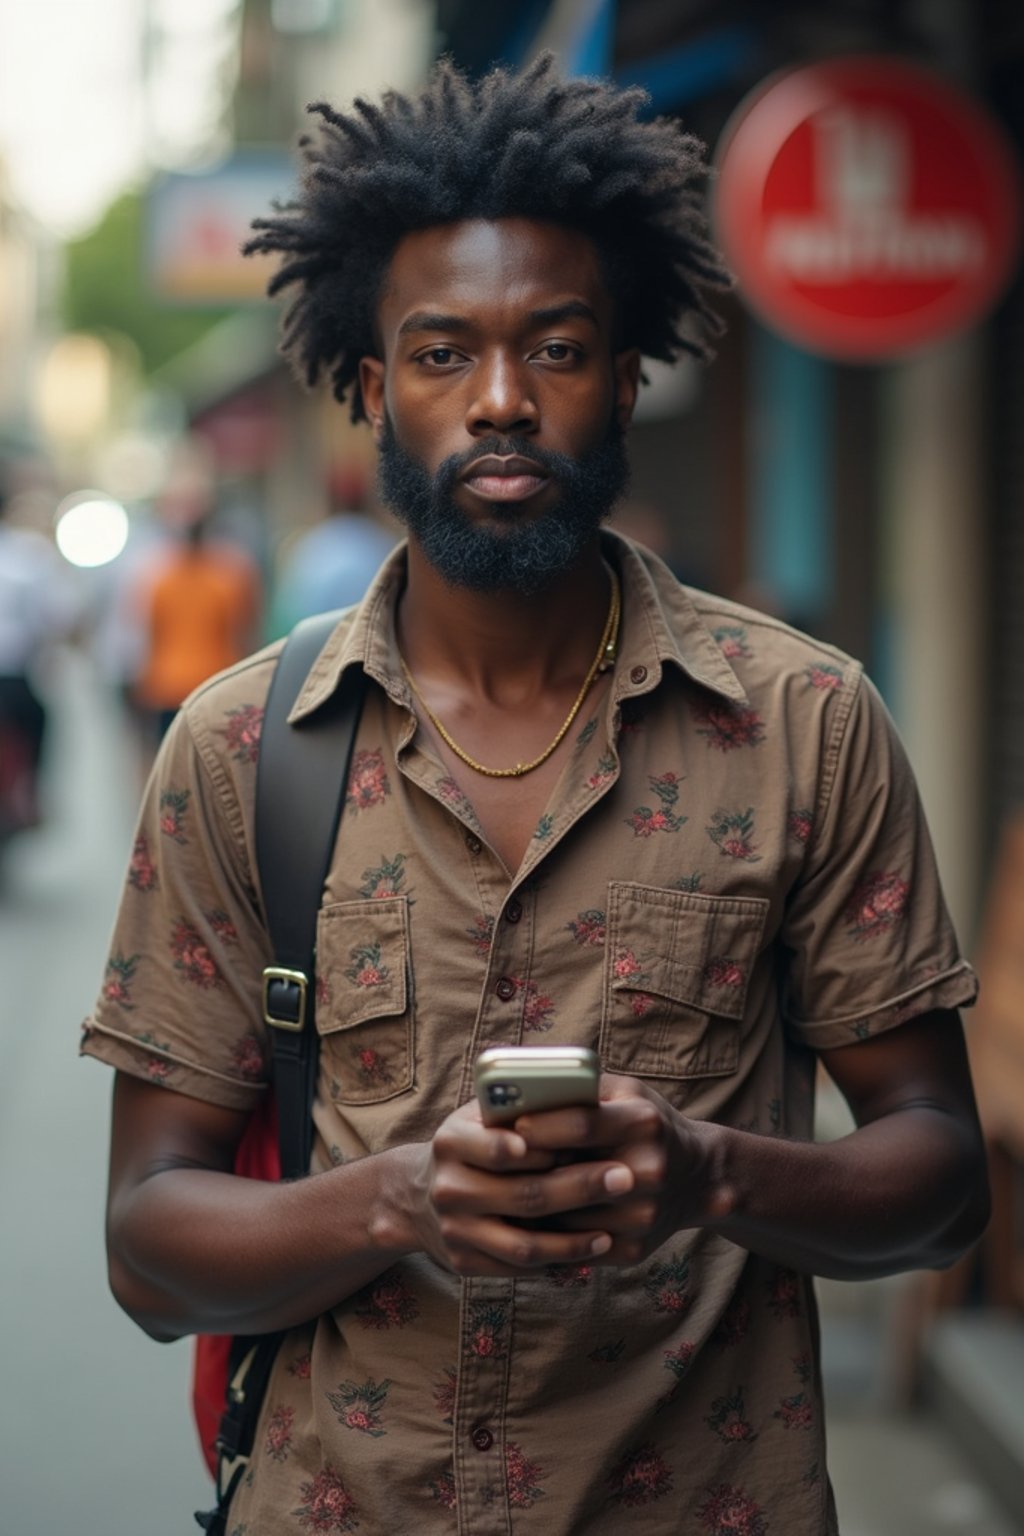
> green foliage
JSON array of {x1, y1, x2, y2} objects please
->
[{"x1": 60, "y1": 190, "x2": 231, "y2": 376}]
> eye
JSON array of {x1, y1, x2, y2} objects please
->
[
  {"x1": 535, "y1": 342, "x2": 580, "y2": 363},
  {"x1": 417, "y1": 346, "x2": 461, "y2": 367}
]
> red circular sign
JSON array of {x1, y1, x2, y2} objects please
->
[{"x1": 714, "y1": 57, "x2": 1022, "y2": 359}]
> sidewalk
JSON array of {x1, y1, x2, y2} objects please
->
[
  {"x1": 0, "y1": 652, "x2": 210, "y2": 1535},
  {"x1": 820, "y1": 1276, "x2": 1022, "y2": 1535}
]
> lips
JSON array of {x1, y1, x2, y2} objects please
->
[{"x1": 460, "y1": 454, "x2": 550, "y2": 503}]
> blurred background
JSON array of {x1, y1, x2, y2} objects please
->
[{"x1": 1, "y1": 2, "x2": 1023, "y2": 1532}]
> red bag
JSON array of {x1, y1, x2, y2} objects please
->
[{"x1": 191, "y1": 1094, "x2": 281, "y2": 1476}]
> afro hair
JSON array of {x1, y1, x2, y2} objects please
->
[{"x1": 244, "y1": 53, "x2": 731, "y2": 422}]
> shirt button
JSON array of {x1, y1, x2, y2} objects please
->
[
  {"x1": 465, "y1": 833, "x2": 483, "y2": 854},
  {"x1": 505, "y1": 899, "x2": 523, "y2": 924},
  {"x1": 495, "y1": 976, "x2": 516, "y2": 1001},
  {"x1": 471, "y1": 1426, "x2": 494, "y2": 1452},
  {"x1": 629, "y1": 664, "x2": 648, "y2": 685}
]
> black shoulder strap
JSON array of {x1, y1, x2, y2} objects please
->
[
  {"x1": 198, "y1": 616, "x2": 365, "y2": 1534},
  {"x1": 255, "y1": 611, "x2": 365, "y2": 1180}
]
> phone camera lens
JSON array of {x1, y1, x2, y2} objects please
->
[{"x1": 488, "y1": 1083, "x2": 520, "y2": 1105}]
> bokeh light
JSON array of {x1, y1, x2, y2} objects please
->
[{"x1": 54, "y1": 491, "x2": 130, "y2": 568}]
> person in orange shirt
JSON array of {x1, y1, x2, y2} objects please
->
[{"x1": 132, "y1": 463, "x2": 261, "y2": 740}]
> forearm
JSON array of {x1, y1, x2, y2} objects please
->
[
  {"x1": 702, "y1": 1106, "x2": 989, "y2": 1281},
  {"x1": 108, "y1": 1144, "x2": 420, "y2": 1340}
]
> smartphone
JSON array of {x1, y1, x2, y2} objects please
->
[{"x1": 475, "y1": 1045, "x2": 600, "y2": 1125}]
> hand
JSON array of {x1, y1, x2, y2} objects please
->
[
  {"x1": 512, "y1": 1073, "x2": 733, "y2": 1266},
  {"x1": 402, "y1": 1097, "x2": 642, "y2": 1277}
]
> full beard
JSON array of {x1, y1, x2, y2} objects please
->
[{"x1": 376, "y1": 416, "x2": 629, "y2": 595}]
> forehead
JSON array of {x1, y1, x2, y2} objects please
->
[{"x1": 377, "y1": 218, "x2": 613, "y2": 339}]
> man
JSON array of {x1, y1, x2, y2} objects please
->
[{"x1": 83, "y1": 56, "x2": 987, "y2": 1534}]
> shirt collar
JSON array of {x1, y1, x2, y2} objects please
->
[
  {"x1": 287, "y1": 530, "x2": 747, "y2": 724},
  {"x1": 287, "y1": 543, "x2": 410, "y2": 723},
  {"x1": 607, "y1": 531, "x2": 749, "y2": 705}
]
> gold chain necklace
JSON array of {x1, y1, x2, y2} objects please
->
[{"x1": 400, "y1": 568, "x2": 621, "y2": 778}]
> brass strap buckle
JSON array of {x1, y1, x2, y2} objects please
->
[{"x1": 262, "y1": 966, "x2": 308, "y2": 1031}]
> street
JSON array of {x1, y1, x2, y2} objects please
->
[
  {"x1": 0, "y1": 650, "x2": 210, "y2": 1534},
  {"x1": 0, "y1": 649, "x2": 1018, "y2": 1535}
]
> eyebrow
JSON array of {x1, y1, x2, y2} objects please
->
[
  {"x1": 396, "y1": 300, "x2": 601, "y2": 339},
  {"x1": 397, "y1": 311, "x2": 472, "y2": 338},
  {"x1": 526, "y1": 301, "x2": 600, "y2": 329}
]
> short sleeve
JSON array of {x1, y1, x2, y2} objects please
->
[
  {"x1": 781, "y1": 672, "x2": 977, "y2": 1049},
  {"x1": 80, "y1": 702, "x2": 272, "y2": 1108}
]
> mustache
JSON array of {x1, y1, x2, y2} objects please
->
[{"x1": 437, "y1": 436, "x2": 576, "y2": 492}]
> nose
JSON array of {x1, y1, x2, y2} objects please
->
[{"x1": 466, "y1": 350, "x2": 538, "y2": 437}]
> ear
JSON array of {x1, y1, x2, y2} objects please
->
[
  {"x1": 358, "y1": 356, "x2": 386, "y2": 444},
  {"x1": 613, "y1": 348, "x2": 641, "y2": 430}
]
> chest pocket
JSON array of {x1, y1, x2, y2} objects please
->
[
  {"x1": 601, "y1": 882, "x2": 768, "y2": 1080},
  {"x1": 314, "y1": 897, "x2": 414, "y2": 1104}
]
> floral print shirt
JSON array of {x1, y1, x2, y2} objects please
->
[{"x1": 82, "y1": 533, "x2": 977, "y2": 1535}]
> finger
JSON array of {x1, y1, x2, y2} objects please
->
[
  {"x1": 442, "y1": 1214, "x2": 614, "y2": 1273},
  {"x1": 484, "y1": 1160, "x2": 635, "y2": 1222},
  {"x1": 558, "y1": 1196, "x2": 663, "y2": 1237},
  {"x1": 431, "y1": 1157, "x2": 633, "y2": 1224},
  {"x1": 435, "y1": 1116, "x2": 556, "y2": 1173},
  {"x1": 515, "y1": 1096, "x2": 662, "y2": 1152}
]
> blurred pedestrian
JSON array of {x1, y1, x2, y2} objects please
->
[
  {"x1": 0, "y1": 465, "x2": 77, "y2": 834},
  {"x1": 129, "y1": 445, "x2": 262, "y2": 744},
  {"x1": 84, "y1": 57, "x2": 987, "y2": 1536},
  {"x1": 270, "y1": 460, "x2": 397, "y2": 635}
]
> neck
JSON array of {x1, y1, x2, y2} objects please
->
[{"x1": 398, "y1": 534, "x2": 612, "y2": 697}]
